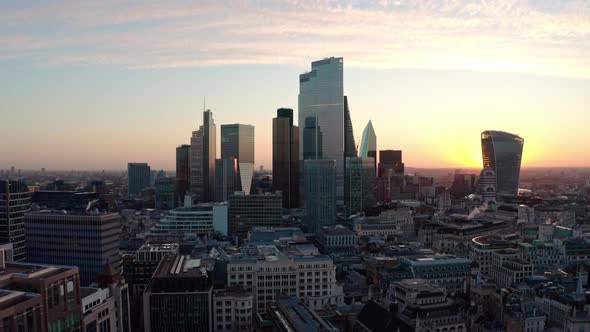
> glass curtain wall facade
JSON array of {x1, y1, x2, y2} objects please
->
[
  {"x1": 221, "y1": 124, "x2": 255, "y2": 195},
  {"x1": 359, "y1": 120, "x2": 377, "y2": 175},
  {"x1": 215, "y1": 158, "x2": 238, "y2": 202},
  {"x1": 304, "y1": 160, "x2": 336, "y2": 233},
  {"x1": 127, "y1": 163, "x2": 151, "y2": 197},
  {"x1": 190, "y1": 110, "x2": 216, "y2": 203},
  {"x1": 299, "y1": 57, "x2": 345, "y2": 207},
  {"x1": 481, "y1": 130, "x2": 524, "y2": 196},
  {"x1": 345, "y1": 157, "x2": 376, "y2": 216}
]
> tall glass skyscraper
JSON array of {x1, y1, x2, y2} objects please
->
[
  {"x1": 299, "y1": 57, "x2": 345, "y2": 206},
  {"x1": 344, "y1": 96, "x2": 357, "y2": 158},
  {"x1": 304, "y1": 159, "x2": 336, "y2": 233},
  {"x1": 191, "y1": 110, "x2": 217, "y2": 203},
  {"x1": 221, "y1": 124, "x2": 255, "y2": 195},
  {"x1": 215, "y1": 158, "x2": 238, "y2": 202},
  {"x1": 345, "y1": 157, "x2": 375, "y2": 216},
  {"x1": 273, "y1": 108, "x2": 300, "y2": 208},
  {"x1": 176, "y1": 144, "x2": 190, "y2": 203},
  {"x1": 481, "y1": 130, "x2": 524, "y2": 196},
  {"x1": 359, "y1": 120, "x2": 377, "y2": 175}
]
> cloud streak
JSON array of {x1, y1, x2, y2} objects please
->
[{"x1": 1, "y1": 0, "x2": 589, "y2": 78}]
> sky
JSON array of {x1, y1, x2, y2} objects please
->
[{"x1": 1, "y1": 0, "x2": 589, "y2": 171}]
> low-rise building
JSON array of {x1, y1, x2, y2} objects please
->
[
  {"x1": 222, "y1": 244, "x2": 344, "y2": 313},
  {"x1": 213, "y1": 286, "x2": 253, "y2": 332},
  {"x1": 317, "y1": 225, "x2": 357, "y2": 255}
]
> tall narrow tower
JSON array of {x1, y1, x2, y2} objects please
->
[
  {"x1": 190, "y1": 110, "x2": 217, "y2": 203},
  {"x1": 273, "y1": 108, "x2": 300, "y2": 208}
]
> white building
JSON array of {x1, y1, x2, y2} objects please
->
[
  {"x1": 213, "y1": 287, "x2": 253, "y2": 332},
  {"x1": 221, "y1": 244, "x2": 344, "y2": 313},
  {"x1": 150, "y1": 201, "x2": 228, "y2": 237}
]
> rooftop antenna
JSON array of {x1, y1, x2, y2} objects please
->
[{"x1": 203, "y1": 96, "x2": 206, "y2": 112}]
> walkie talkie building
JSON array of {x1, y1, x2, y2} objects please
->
[{"x1": 481, "y1": 130, "x2": 524, "y2": 196}]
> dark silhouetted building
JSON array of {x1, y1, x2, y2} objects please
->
[
  {"x1": 175, "y1": 144, "x2": 190, "y2": 203},
  {"x1": 128, "y1": 163, "x2": 151, "y2": 197},
  {"x1": 379, "y1": 150, "x2": 404, "y2": 175},
  {"x1": 143, "y1": 255, "x2": 214, "y2": 332},
  {"x1": 481, "y1": 130, "x2": 524, "y2": 196},
  {"x1": 273, "y1": 108, "x2": 300, "y2": 208}
]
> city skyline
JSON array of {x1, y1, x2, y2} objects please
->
[{"x1": 2, "y1": 0, "x2": 589, "y2": 170}]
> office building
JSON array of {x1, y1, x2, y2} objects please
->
[
  {"x1": 127, "y1": 162, "x2": 151, "y2": 197},
  {"x1": 175, "y1": 144, "x2": 191, "y2": 203},
  {"x1": 343, "y1": 96, "x2": 357, "y2": 158},
  {"x1": 302, "y1": 116, "x2": 323, "y2": 160},
  {"x1": 122, "y1": 243, "x2": 179, "y2": 330},
  {"x1": 154, "y1": 177, "x2": 176, "y2": 210},
  {"x1": 379, "y1": 150, "x2": 404, "y2": 175},
  {"x1": 399, "y1": 255, "x2": 471, "y2": 293},
  {"x1": 0, "y1": 260, "x2": 82, "y2": 332},
  {"x1": 481, "y1": 130, "x2": 524, "y2": 196},
  {"x1": 215, "y1": 158, "x2": 238, "y2": 202},
  {"x1": 150, "y1": 200, "x2": 229, "y2": 237},
  {"x1": 269, "y1": 295, "x2": 340, "y2": 332},
  {"x1": 394, "y1": 279, "x2": 467, "y2": 331},
  {"x1": 0, "y1": 180, "x2": 30, "y2": 261},
  {"x1": 359, "y1": 120, "x2": 377, "y2": 174},
  {"x1": 223, "y1": 244, "x2": 344, "y2": 313},
  {"x1": 299, "y1": 57, "x2": 345, "y2": 206},
  {"x1": 304, "y1": 160, "x2": 336, "y2": 233},
  {"x1": 345, "y1": 157, "x2": 375, "y2": 216},
  {"x1": 317, "y1": 225, "x2": 357, "y2": 255},
  {"x1": 191, "y1": 109, "x2": 217, "y2": 203},
  {"x1": 228, "y1": 193, "x2": 282, "y2": 238},
  {"x1": 221, "y1": 124, "x2": 255, "y2": 195},
  {"x1": 477, "y1": 167, "x2": 498, "y2": 207},
  {"x1": 273, "y1": 108, "x2": 300, "y2": 209},
  {"x1": 212, "y1": 286, "x2": 253, "y2": 332},
  {"x1": 143, "y1": 254, "x2": 214, "y2": 332},
  {"x1": 25, "y1": 211, "x2": 121, "y2": 286},
  {"x1": 81, "y1": 263, "x2": 131, "y2": 332}
]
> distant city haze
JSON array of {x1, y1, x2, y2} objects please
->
[{"x1": 1, "y1": 1, "x2": 589, "y2": 170}]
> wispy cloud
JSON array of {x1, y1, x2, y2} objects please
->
[{"x1": 1, "y1": 0, "x2": 589, "y2": 78}]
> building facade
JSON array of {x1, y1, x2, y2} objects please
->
[
  {"x1": 143, "y1": 255, "x2": 214, "y2": 332},
  {"x1": 24, "y1": 211, "x2": 121, "y2": 286},
  {"x1": 191, "y1": 110, "x2": 217, "y2": 203},
  {"x1": 304, "y1": 160, "x2": 336, "y2": 233},
  {"x1": 345, "y1": 157, "x2": 375, "y2": 216},
  {"x1": 175, "y1": 144, "x2": 191, "y2": 204},
  {"x1": 127, "y1": 163, "x2": 151, "y2": 197},
  {"x1": 228, "y1": 193, "x2": 282, "y2": 239},
  {"x1": 215, "y1": 158, "x2": 238, "y2": 202},
  {"x1": 359, "y1": 120, "x2": 377, "y2": 175},
  {"x1": 221, "y1": 124, "x2": 255, "y2": 195},
  {"x1": 272, "y1": 108, "x2": 300, "y2": 209},
  {"x1": 0, "y1": 180, "x2": 29, "y2": 261},
  {"x1": 481, "y1": 130, "x2": 524, "y2": 196},
  {"x1": 299, "y1": 57, "x2": 345, "y2": 207},
  {"x1": 154, "y1": 177, "x2": 176, "y2": 210}
]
